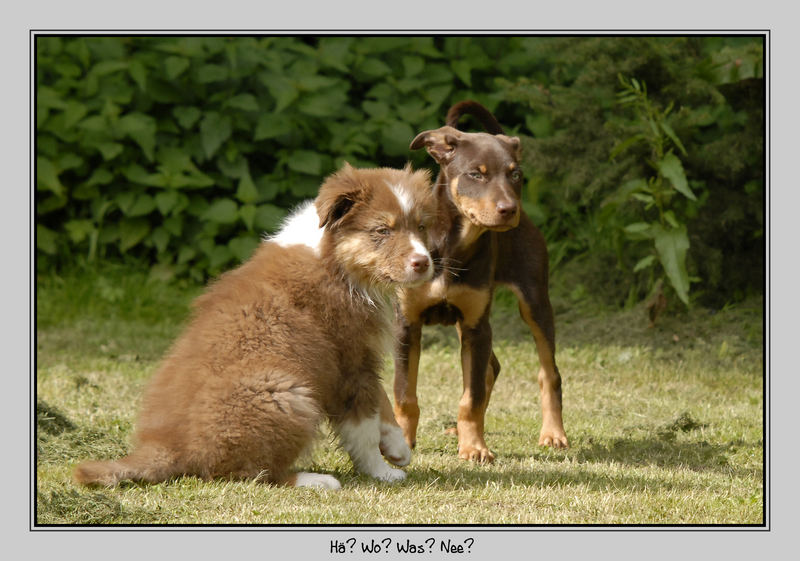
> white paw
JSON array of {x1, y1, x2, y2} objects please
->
[
  {"x1": 380, "y1": 423, "x2": 412, "y2": 467},
  {"x1": 370, "y1": 464, "x2": 407, "y2": 483},
  {"x1": 294, "y1": 472, "x2": 342, "y2": 490}
]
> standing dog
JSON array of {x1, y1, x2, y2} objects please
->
[
  {"x1": 74, "y1": 164, "x2": 435, "y2": 489},
  {"x1": 392, "y1": 101, "x2": 568, "y2": 463}
]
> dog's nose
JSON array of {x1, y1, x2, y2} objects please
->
[
  {"x1": 409, "y1": 254, "x2": 430, "y2": 274},
  {"x1": 496, "y1": 200, "x2": 518, "y2": 217}
]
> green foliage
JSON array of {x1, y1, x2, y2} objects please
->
[
  {"x1": 36, "y1": 36, "x2": 510, "y2": 280},
  {"x1": 36, "y1": 36, "x2": 765, "y2": 307},
  {"x1": 606, "y1": 75, "x2": 698, "y2": 306},
  {"x1": 496, "y1": 36, "x2": 764, "y2": 307}
]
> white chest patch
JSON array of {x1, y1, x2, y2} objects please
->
[{"x1": 267, "y1": 200, "x2": 323, "y2": 254}]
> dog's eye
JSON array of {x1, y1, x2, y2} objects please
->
[
  {"x1": 468, "y1": 171, "x2": 484, "y2": 180},
  {"x1": 510, "y1": 170, "x2": 522, "y2": 181},
  {"x1": 374, "y1": 226, "x2": 391, "y2": 236},
  {"x1": 418, "y1": 223, "x2": 426, "y2": 233}
]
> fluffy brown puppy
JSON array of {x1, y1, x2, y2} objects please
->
[{"x1": 74, "y1": 164, "x2": 435, "y2": 490}]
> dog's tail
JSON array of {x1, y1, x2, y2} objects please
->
[
  {"x1": 446, "y1": 100, "x2": 505, "y2": 135},
  {"x1": 73, "y1": 447, "x2": 175, "y2": 487}
]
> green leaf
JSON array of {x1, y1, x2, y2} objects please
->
[
  {"x1": 261, "y1": 74, "x2": 297, "y2": 112},
  {"x1": 652, "y1": 224, "x2": 691, "y2": 306},
  {"x1": 254, "y1": 204, "x2": 286, "y2": 233},
  {"x1": 117, "y1": 113, "x2": 157, "y2": 161},
  {"x1": 663, "y1": 210, "x2": 680, "y2": 229},
  {"x1": 62, "y1": 101, "x2": 88, "y2": 130},
  {"x1": 402, "y1": 56, "x2": 425, "y2": 78},
  {"x1": 197, "y1": 64, "x2": 228, "y2": 83},
  {"x1": 659, "y1": 121, "x2": 687, "y2": 156},
  {"x1": 119, "y1": 217, "x2": 150, "y2": 252},
  {"x1": 224, "y1": 94, "x2": 259, "y2": 111},
  {"x1": 164, "y1": 56, "x2": 189, "y2": 80},
  {"x1": 239, "y1": 204, "x2": 257, "y2": 230},
  {"x1": 177, "y1": 246, "x2": 196, "y2": 265},
  {"x1": 37, "y1": 224, "x2": 58, "y2": 255},
  {"x1": 358, "y1": 58, "x2": 392, "y2": 78},
  {"x1": 208, "y1": 244, "x2": 234, "y2": 269},
  {"x1": 93, "y1": 141, "x2": 124, "y2": 161},
  {"x1": 150, "y1": 226, "x2": 170, "y2": 253},
  {"x1": 288, "y1": 150, "x2": 323, "y2": 175},
  {"x1": 36, "y1": 157, "x2": 64, "y2": 196},
  {"x1": 609, "y1": 134, "x2": 646, "y2": 161},
  {"x1": 363, "y1": 100, "x2": 391, "y2": 119},
  {"x1": 254, "y1": 112, "x2": 292, "y2": 140},
  {"x1": 127, "y1": 194, "x2": 156, "y2": 217},
  {"x1": 236, "y1": 171, "x2": 259, "y2": 204},
  {"x1": 633, "y1": 254, "x2": 656, "y2": 272},
  {"x1": 200, "y1": 112, "x2": 233, "y2": 159},
  {"x1": 381, "y1": 120, "x2": 416, "y2": 157},
  {"x1": 298, "y1": 89, "x2": 347, "y2": 118},
  {"x1": 229, "y1": 235, "x2": 260, "y2": 262},
  {"x1": 173, "y1": 106, "x2": 202, "y2": 129},
  {"x1": 86, "y1": 168, "x2": 114, "y2": 187},
  {"x1": 64, "y1": 219, "x2": 95, "y2": 244},
  {"x1": 658, "y1": 152, "x2": 695, "y2": 200},
  {"x1": 155, "y1": 191, "x2": 179, "y2": 215},
  {"x1": 128, "y1": 60, "x2": 147, "y2": 91},
  {"x1": 204, "y1": 198, "x2": 239, "y2": 224},
  {"x1": 623, "y1": 222, "x2": 653, "y2": 240},
  {"x1": 451, "y1": 60, "x2": 472, "y2": 86}
]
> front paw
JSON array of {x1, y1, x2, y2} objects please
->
[
  {"x1": 380, "y1": 423, "x2": 412, "y2": 466},
  {"x1": 458, "y1": 443, "x2": 495, "y2": 464},
  {"x1": 369, "y1": 464, "x2": 407, "y2": 483},
  {"x1": 539, "y1": 428, "x2": 569, "y2": 449}
]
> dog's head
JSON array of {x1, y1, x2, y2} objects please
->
[
  {"x1": 410, "y1": 125, "x2": 522, "y2": 231},
  {"x1": 316, "y1": 163, "x2": 436, "y2": 290}
]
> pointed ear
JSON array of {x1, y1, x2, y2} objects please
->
[
  {"x1": 409, "y1": 126, "x2": 462, "y2": 164},
  {"x1": 315, "y1": 163, "x2": 366, "y2": 229}
]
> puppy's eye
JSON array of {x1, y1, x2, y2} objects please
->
[
  {"x1": 468, "y1": 171, "x2": 484, "y2": 180},
  {"x1": 510, "y1": 170, "x2": 522, "y2": 181},
  {"x1": 374, "y1": 226, "x2": 391, "y2": 236},
  {"x1": 418, "y1": 223, "x2": 426, "y2": 233}
]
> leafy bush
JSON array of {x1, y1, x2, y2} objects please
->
[
  {"x1": 36, "y1": 36, "x2": 518, "y2": 280},
  {"x1": 36, "y1": 35, "x2": 765, "y2": 308},
  {"x1": 495, "y1": 36, "x2": 764, "y2": 307}
]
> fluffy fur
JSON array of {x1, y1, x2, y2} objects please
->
[{"x1": 74, "y1": 164, "x2": 435, "y2": 489}]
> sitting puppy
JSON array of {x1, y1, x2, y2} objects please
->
[{"x1": 74, "y1": 164, "x2": 435, "y2": 490}]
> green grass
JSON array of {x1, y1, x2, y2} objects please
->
[{"x1": 35, "y1": 264, "x2": 764, "y2": 525}]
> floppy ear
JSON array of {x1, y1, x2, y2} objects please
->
[
  {"x1": 316, "y1": 163, "x2": 366, "y2": 229},
  {"x1": 497, "y1": 134, "x2": 522, "y2": 159},
  {"x1": 409, "y1": 126, "x2": 462, "y2": 164}
]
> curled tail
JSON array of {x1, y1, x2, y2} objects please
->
[
  {"x1": 445, "y1": 100, "x2": 505, "y2": 135},
  {"x1": 73, "y1": 448, "x2": 175, "y2": 487}
]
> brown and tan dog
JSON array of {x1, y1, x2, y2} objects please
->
[
  {"x1": 74, "y1": 164, "x2": 436, "y2": 489},
  {"x1": 392, "y1": 101, "x2": 568, "y2": 463}
]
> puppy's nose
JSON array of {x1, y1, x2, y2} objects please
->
[
  {"x1": 409, "y1": 254, "x2": 430, "y2": 274},
  {"x1": 496, "y1": 200, "x2": 518, "y2": 217}
]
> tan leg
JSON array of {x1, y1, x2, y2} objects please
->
[
  {"x1": 518, "y1": 299, "x2": 568, "y2": 449},
  {"x1": 455, "y1": 320, "x2": 495, "y2": 463},
  {"x1": 393, "y1": 320, "x2": 422, "y2": 449}
]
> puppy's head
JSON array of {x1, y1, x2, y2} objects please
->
[
  {"x1": 410, "y1": 125, "x2": 522, "y2": 230},
  {"x1": 316, "y1": 163, "x2": 436, "y2": 291}
]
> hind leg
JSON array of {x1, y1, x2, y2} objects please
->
[
  {"x1": 334, "y1": 384, "x2": 408, "y2": 482},
  {"x1": 508, "y1": 285, "x2": 568, "y2": 449}
]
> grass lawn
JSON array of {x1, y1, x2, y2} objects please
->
[{"x1": 34, "y1": 263, "x2": 765, "y2": 525}]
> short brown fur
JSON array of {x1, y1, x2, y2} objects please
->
[
  {"x1": 394, "y1": 101, "x2": 568, "y2": 463},
  {"x1": 74, "y1": 165, "x2": 435, "y2": 488}
]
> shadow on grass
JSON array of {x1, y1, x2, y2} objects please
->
[{"x1": 404, "y1": 450, "x2": 745, "y2": 497}]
